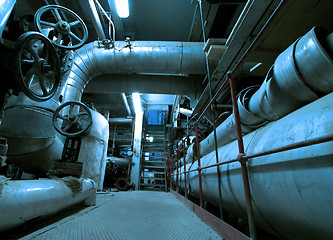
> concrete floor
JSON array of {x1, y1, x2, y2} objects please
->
[{"x1": 14, "y1": 191, "x2": 222, "y2": 240}]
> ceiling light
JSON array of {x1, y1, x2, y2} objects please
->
[
  {"x1": 115, "y1": 0, "x2": 129, "y2": 18},
  {"x1": 132, "y1": 92, "x2": 142, "y2": 115}
]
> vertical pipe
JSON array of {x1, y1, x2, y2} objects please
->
[
  {"x1": 195, "y1": 124, "x2": 204, "y2": 208},
  {"x1": 164, "y1": 138, "x2": 168, "y2": 192},
  {"x1": 87, "y1": 0, "x2": 106, "y2": 39},
  {"x1": 183, "y1": 140, "x2": 188, "y2": 198},
  {"x1": 121, "y1": 93, "x2": 132, "y2": 116},
  {"x1": 229, "y1": 75, "x2": 257, "y2": 240},
  {"x1": 171, "y1": 155, "x2": 175, "y2": 190},
  {"x1": 165, "y1": 155, "x2": 168, "y2": 192},
  {"x1": 176, "y1": 149, "x2": 179, "y2": 192}
]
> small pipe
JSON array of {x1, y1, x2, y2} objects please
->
[
  {"x1": 87, "y1": 0, "x2": 106, "y2": 39},
  {"x1": 121, "y1": 93, "x2": 132, "y2": 116},
  {"x1": 183, "y1": 140, "x2": 187, "y2": 198}
]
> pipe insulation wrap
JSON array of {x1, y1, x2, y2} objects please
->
[
  {"x1": 0, "y1": 92, "x2": 64, "y2": 174},
  {"x1": 63, "y1": 41, "x2": 207, "y2": 102},
  {"x1": 176, "y1": 92, "x2": 333, "y2": 240},
  {"x1": 193, "y1": 27, "x2": 333, "y2": 160},
  {"x1": 0, "y1": 177, "x2": 96, "y2": 232}
]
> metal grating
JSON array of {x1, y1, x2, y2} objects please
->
[{"x1": 19, "y1": 191, "x2": 222, "y2": 240}]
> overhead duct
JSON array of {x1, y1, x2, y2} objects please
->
[
  {"x1": 63, "y1": 41, "x2": 207, "y2": 102},
  {"x1": 177, "y1": 92, "x2": 333, "y2": 240}
]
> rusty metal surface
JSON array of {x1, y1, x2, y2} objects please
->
[{"x1": 171, "y1": 189, "x2": 250, "y2": 240}]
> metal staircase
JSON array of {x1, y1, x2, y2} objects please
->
[{"x1": 139, "y1": 125, "x2": 166, "y2": 191}]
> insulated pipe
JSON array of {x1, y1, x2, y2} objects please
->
[
  {"x1": 109, "y1": 118, "x2": 133, "y2": 124},
  {"x1": 0, "y1": 92, "x2": 64, "y2": 174},
  {"x1": 177, "y1": 93, "x2": 333, "y2": 240},
  {"x1": 0, "y1": 177, "x2": 96, "y2": 232},
  {"x1": 0, "y1": 0, "x2": 16, "y2": 38},
  {"x1": 87, "y1": 0, "x2": 106, "y2": 39},
  {"x1": 63, "y1": 41, "x2": 206, "y2": 102},
  {"x1": 196, "y1": 27, "x2": 333, "y2": 158}
]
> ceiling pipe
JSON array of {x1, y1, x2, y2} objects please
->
[
  {"x1": 87, "y1": 0, "x2": 107, "y2": 39},
  {"x1": 62, "y1": 41, "x2": 207, "y2": 103},
  {"x1": 121, "y1": 93, "x2": 132, "y2": 116}
]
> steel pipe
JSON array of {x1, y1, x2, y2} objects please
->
[
  {"x1": 177, "y1": 92, "x2": 333, "y2": 240},
  {"x1": 0, "y1": 177, "x2": 96, "y2": 232},
  {"x1": 121, "y1": 93, "x2": 132, "y2": 116},
  {"x1": 87, "y1": 0, "x2": 106, "y2": 39},
  {"x1": 0, "y1": 0, "x2": 16, "y2": 38},
  {"x1": 63, "y1": 41, "x2": 206, "y2": 102},
  {"x1": 294, "y1": 27, "x2": 333, "y2": 93}
]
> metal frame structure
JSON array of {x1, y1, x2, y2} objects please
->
[{"x1": 164, "y1": 0, "x2": 333, "y2": 239}]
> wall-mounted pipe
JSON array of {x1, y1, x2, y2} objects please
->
[
  {"x1": 189, "y1": 27, "x2": 333, "y2": 162},
  {"x1": 177, "y1": 92, "x2": 333, "y2": 240},
  {"x1": 63, "y1": 41, "x2": 207, "y2": 103},
  {"x1": 0, "y1": 177, "x2": 96, "y2": 232}
]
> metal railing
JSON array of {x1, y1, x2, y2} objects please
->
[{"x1": 164, "y1": 0, "x2": 332, "y2": 239}]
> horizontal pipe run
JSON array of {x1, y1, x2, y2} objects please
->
[
  {"x1": 0, "y1": 178, "x2": 96, "y2": 232},
  {"x1": 171, "y1": 133, "x2": 333, "y2": 176}
]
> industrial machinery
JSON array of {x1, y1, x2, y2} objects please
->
[
  {"x1": 0, "y1": 3, "x2": 96, "y2": 233},
  {"x1": 175, "y1": 27, "x2": 333, "y2": 240},
  {"x1": 104, "y1": 156, "x2": 132, "y2": 191}
]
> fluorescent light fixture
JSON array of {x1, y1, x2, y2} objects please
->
[
  {"x1": 132, "y1": 92, "x2": 142, "y2": 115},
  {"x1": 115, "y1": 0, "x2": 129, "y2": 18}
]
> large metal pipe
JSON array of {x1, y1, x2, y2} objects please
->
[
  {"x1": 177, "y1": 92, "x2": 333, "y2": 240},
  {"x1": 0, "y1": 92, "x2": 64, "y2": 174},
  {"x1": 0, "y1": 0, "x2": 16, "y2": 38},
  {"x1": 63, "y1": 41, "x2": 206, "y2": 102},
  {"x1": 0, "y1": 177, "x2": 96, "y2": 232},
  {"x1": 189, "y1": 27, "x2": 333, "y2": 162}
]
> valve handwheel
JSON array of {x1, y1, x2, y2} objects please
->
[
  {"x1": 53, "y1": 101, "x2": 92, "y2": 137},
  {"x1": 35, "y1": 5, "x2": 88, "y2": 50},
  {"x1": 14, "y1": 32, "x2": 61, "y2": 101}
]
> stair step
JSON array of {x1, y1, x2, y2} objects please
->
[
  {"x1": 143, "y1": 161, "x2": 165, "y2": 164},
  {"x1": 139, "y1": 184, "x2": 165, "y2": 188},
  {"x1": 142, "y1": 165, "x2": 165, "y2": 169},
  {"x1": 141, "y1": 177, "x2": 165, "y2": 180}
]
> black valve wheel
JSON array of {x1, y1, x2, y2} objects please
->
[
  {"x1": 35, "y1": 5, "x2": 88, "y2": 50},
  {"x1": 53, "y1": 101, "x2": 92, "y2": 137},
  {"x1": 14, "y1": 31, "x2": 61, "y2": 102}
]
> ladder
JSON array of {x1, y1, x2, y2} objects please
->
[{"x1": 139, "y1": 125, "x2": 166, "y2": 191}]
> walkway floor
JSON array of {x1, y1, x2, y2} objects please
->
[{"x1": 12, "y1": 191, "x2": 221, "y2": 240}]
